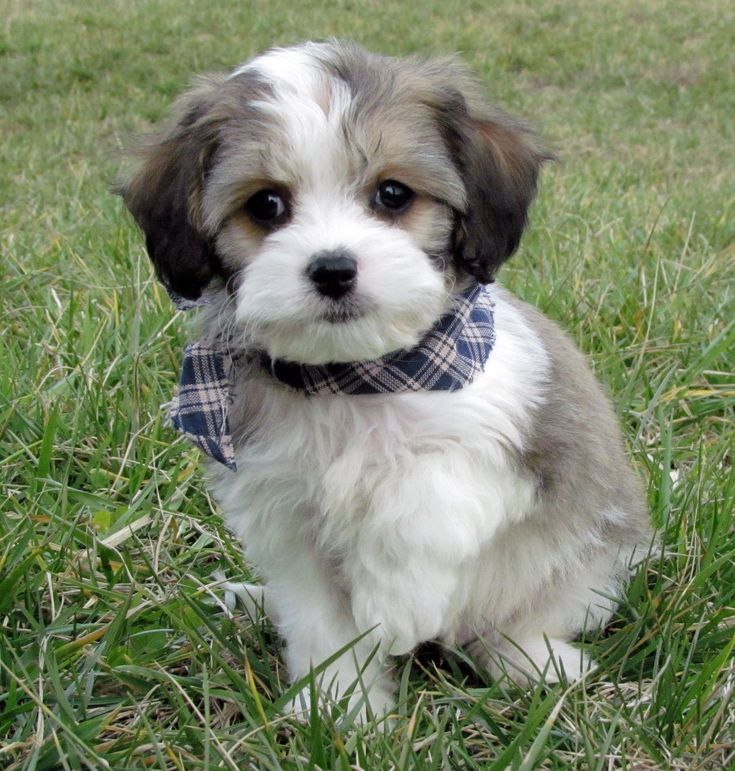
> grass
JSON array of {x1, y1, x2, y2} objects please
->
[{"x1": 1, "y1": 0, "x2": 734, "y2": 767}]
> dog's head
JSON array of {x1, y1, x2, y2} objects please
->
[{"x1": 121, "y1": 41, "x2": 548, "y2": 363}]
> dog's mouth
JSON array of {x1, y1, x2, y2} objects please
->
[{"x1": 320, "y1": 299, "x2": 364, "y2": 324}]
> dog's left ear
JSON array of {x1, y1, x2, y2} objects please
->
[
  {"x1": 117, "y1": 75, "x2": 228, "y2": 300},
  {"x1": 435, "y1": 87, "x2": 552, "y2": 283}
]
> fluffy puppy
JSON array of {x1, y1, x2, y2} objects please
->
[{"x1": 120, "y1": 41, "x2": 650, "y2": 719}]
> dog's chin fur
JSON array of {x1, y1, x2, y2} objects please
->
[{"x1": 120, "y1": 40, "x2": 651, "y2": 721}]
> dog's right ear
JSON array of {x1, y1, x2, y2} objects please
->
[{"x1": 118, "y1": 75, "x2": 228, "y2": 300}]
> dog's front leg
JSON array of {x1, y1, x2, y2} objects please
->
[
  {"x1": 349, "y1": 455, "x2": 493, "y2": 656},
  {"x1": 266, "y1": 544, "x2": 395, "y2": 720}
]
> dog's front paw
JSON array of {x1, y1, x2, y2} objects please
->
[
  {"x1": 285, "y1": 681, "x2": 395, "y2": 725},
  {"x1": 352, "y1": 585, "x2": 443, "y2": 656}
]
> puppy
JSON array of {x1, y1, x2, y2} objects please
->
[{"x1": 120, "y1": 40, "x2": 650, "y2": 720}]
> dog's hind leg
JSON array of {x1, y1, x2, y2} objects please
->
[{"x1": 215, "y1": 575, "x2": 277, "y2": 623}]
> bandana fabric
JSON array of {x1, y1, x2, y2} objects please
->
[
  {"x1": 261, "y1": 284, "x2": 495, "y2": 395},
  {"x1": 169, "y1": 340, "x2": 236, "y2": 470},
  {"x1": 168, "y1": 283, "x2": 495, "y2": 471}
]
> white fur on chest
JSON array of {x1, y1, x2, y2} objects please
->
[{"x1": 213, "y1": 291, "x2": 550, "y2": 643}]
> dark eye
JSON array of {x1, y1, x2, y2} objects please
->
[
  {"x1": 245, "y1": 189, "x2": 288, "y2": 226},
  {"x1": 374, "y1": 180, "x2": 414, "y2": 213}
]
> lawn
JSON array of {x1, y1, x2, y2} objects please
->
[{"x1": 1, "y1": 0, "x2": 734, "y2": 768}]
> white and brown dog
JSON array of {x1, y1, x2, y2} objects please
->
[{"x1": 121, "y1": 41, "x2": 650, "y2": 719}]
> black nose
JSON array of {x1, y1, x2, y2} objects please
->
[{"x1": 306, "y1": 250, "x2": 358, "y2": 299}]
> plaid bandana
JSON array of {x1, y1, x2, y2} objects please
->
[{"x1": 168, "y1": 283, "x2": 495, "y2": 471}]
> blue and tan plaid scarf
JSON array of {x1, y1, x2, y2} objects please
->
[{"x1": 169, "y1": 283, "x2": 496, "y2": 471}]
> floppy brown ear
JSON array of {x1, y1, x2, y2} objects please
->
[
  {"x1": 118, "y1": 76, "x2": 228, "y2": 300},
  {"x1": 436, "y1": 88, "x2": 551, "y2": 283}
]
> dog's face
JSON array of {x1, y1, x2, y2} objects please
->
[{"x1": 122, "y1": 41, "x2": 547, "y2": 364}]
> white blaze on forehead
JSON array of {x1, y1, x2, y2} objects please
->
[
  {"x1": 230, "y1": 45, "x2": 324, "y2": 99},
  {"x1": 230, "y1": 45, "x2": 354, "y2": 191}
]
